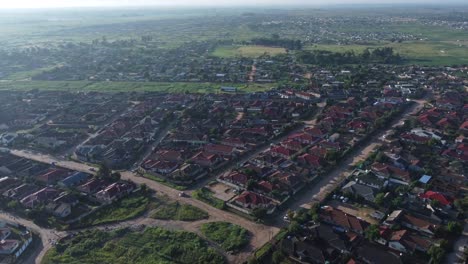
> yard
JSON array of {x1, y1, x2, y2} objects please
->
[
  {"x1": 42, "y1": 227, "x2": 225, "y2": 264},
  {"x1": 200, "y1": 222, "x2": 250, "y2": 252},
  {"x1": 207, "y1": 182, "x2": 238, "y2": 202},
  {"x1": 192, "y1": 188, "x2": 226, "y2": 209}
]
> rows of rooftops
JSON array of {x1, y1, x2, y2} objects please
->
[{"x1": 0, "y1": 153, "x2": 136, "y2": 226}]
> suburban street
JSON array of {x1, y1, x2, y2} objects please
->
[{"x1": 283, "y1": 95, "x2": 428, "y2": 215}]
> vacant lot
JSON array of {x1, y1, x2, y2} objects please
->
[
  {"x1": 207, "y1": 182, "x2": 238, "y2": 202},
  {"x1": 150, "y1": 201, "x2": 209, "y2": 222},
  {"x1": 42, "y1": 227, "x2": 224, "y2": 264},
  {"x1": 200, "y1": 222, "x2": 250, "y2": 252},
  {"x1": 213, "y1": 45, "x2": 287, "y2": 58},
  {"x1": 75, "y1": 192, "x2": 154, "y2": 227}
]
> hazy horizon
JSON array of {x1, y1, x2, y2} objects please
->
[{"x1": 0, "y1": 0, "x2": 467, "y2": 9}]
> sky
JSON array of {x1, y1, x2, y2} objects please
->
[{"x1": 0, "y1": 0, "x2": 465, "y2": 9}]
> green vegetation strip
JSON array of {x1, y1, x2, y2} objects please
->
[
  {"x1": 192, "y1": 188, "x2": 225, "y2": 209},
  {"x1": 0, "y1": 80, "x2": 275, "y2": 93},
  {"x1": 200, "y1": 222, "x2": 250, "y2": 252},
  {"x1": 42, "y1": 227, "x2": 224, "y2": 264},
  {"x1": 75, "y1": 192, "x2": 154, "y2": 227},
  {"x1": 150, "y1": 201, "x2": 209, "y2": 221}
]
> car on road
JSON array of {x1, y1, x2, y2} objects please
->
[
  {"x1": 179, "y1": 192, "x2": 187, "y2": 197},
  {"x1": 89, "y1": 168, "x2": 96, "y2": 172}
]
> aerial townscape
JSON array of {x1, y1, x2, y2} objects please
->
[{"x1": 0, "y1": 1, "x2": 467, "y2": 264}]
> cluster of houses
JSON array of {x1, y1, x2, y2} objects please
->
[
  {"x1": 0, "y1": 221, "x2": 33, "y2": 264},
  {"x1": 279, "y1": 204, "x2": 445, "y2": 264},
  {"x1": 215, "y1": 90, "x2": 408, "y2": 215},
  {"x1": 0, "y1": 91, "x2": 130, "y2": 154},
  {"x1": 75, "y1": 94, "x2": 177, "y2": 169},
  {"x1": 31, "y1": 39, "x2": 296, "y2": 83},
  {"x1": 0, "y1": 153, "x2": 135, "y2": 223},
  {"x1": 140, "y1": 92, "x2": 313, "y2": 185},
  {"x1": 277, "y1": 74, "x2": 467, "y2": 263}
]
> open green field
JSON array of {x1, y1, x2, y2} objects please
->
[
  {"x1": 200, "y1": 222, "x2": 250, "y2": 252},
  {"x1": 0, "y1": 80, "x2": 275, "y2": 93},
  {"x1": 75, "y1": 192, "x2": 156, "y2": 227},
  {"x1": 212, "y1": 45, "x2": 287, "y2": 58},
  {"x1": 305, "y1": 41, "x2": 468, "y2": 65},
  {"x1": 42, "y1": 227, "x2": 224, "y2": 264}
]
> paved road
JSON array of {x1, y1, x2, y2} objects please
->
[{"x1": 445, "y1": 221, "x2": 468, "y2": 264}]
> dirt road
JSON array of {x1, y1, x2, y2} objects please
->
[
  {"x1": 283, "y1": 96, "x2": 428, "y2": 214},
  {"x1": 0, "y1": 212, "x2": 66, "y2": 264},
  {"x1": 9, "y1": 149, "x2": 279, "y2": 263}
]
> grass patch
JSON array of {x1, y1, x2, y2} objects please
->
[
  {"x1": 75, "y1": 191, "x2": 154, "y2": 227},
  {"x1": 192, "y1": 187, "x2": 225, "y2": 209},
  {"x1": 254, "y1": 242, "x2": 273, "y2": 259},
  {"x1": 200, "y1": 222, "x2": 249, "y2": 252},
  {"x1": 0, "y1": 80, "x2": 275, "y2": 93},
  {"x1": 150, "y1": 201, "x2": 208, "y2": 221},
  {"x1": 42, "y1": 227, "x2": 224, "y2": 264},
  {"x1": 142, "y1": 173, "x2": 187, "y2": 191},
  {"x1": 212, "y1": 45, "x2": 287, "y2": 58},
  {"x1": 305, "y1": 41, "x2": 468, "y2": 66}
]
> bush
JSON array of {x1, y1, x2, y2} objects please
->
[
  {"x1": 200, "y1": 222, "x2": 249, "y2": 252},
  {"x1": 43, "y1": 227, "x2": 224, "y2": 264}
]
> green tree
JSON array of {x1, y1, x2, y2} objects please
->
[
  {"x1": 97, "y1": 164, "x2": 111, "y2": 178},
  {"x1": 272, "y1": 250, "x2": 285, "y2": 264},
  {"x1": 288, "y1": 221, "x2": 301, "y2": 234},
  {"x1": 447, "y1": 221, "x2": 463, "y2": 235},
  {"x1": 391, "y1": 197, "x2": 403, "y2": 208},
  {"x1": 375, "y1": 193, "x2": 385, "y2": 206},
  {"x1": 252, "y1": 208, "x2": 267, "y2": 220},
  {"x1": 110, "y1": 172, "x2": 121, "y2": 182},
  {"x1": 428, "y1": 245, "x2": 446, "y2": 264},
  {"x1": 365, "y1": 224, "x2": 380, "y2": 241}
]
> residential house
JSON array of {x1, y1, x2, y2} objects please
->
[
  {"x1": 190, "y1": 151, "x2": 223, "y2": 167},
  {"x1": 385, "y1": 210, "x2": 439, "y2": 237},
  {"x1": 20, "y1": 187, "x2": 60, "y2": 208},
  {"x1": 233, "y1": 191, "x2": 275, "y2": 211},
  {"x1": 95, "y1": 182, "x2": 134, "y2": 204},
  {"x1": 320, "y1": 206, "x2": 369, "y2": 234},
  {"x1": 377, "y1": 226, "x2": 432, "y2": 253},
  {"x1": 342, "y1": 181, "x2": 376, "y2": 202},
  {"x1": 36, "y1": 169, "x2": 70, "y2": 185},
  {"x1": 0, "y1": 239, "x2": 20, "y2": 255},
  {"x1": 59, "y1": 172, "x2": 91, "y2": 188}
]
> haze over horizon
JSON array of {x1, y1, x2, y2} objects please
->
[{"x1": 0, "y1": 0, "x2": 466, "y2": 9}]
